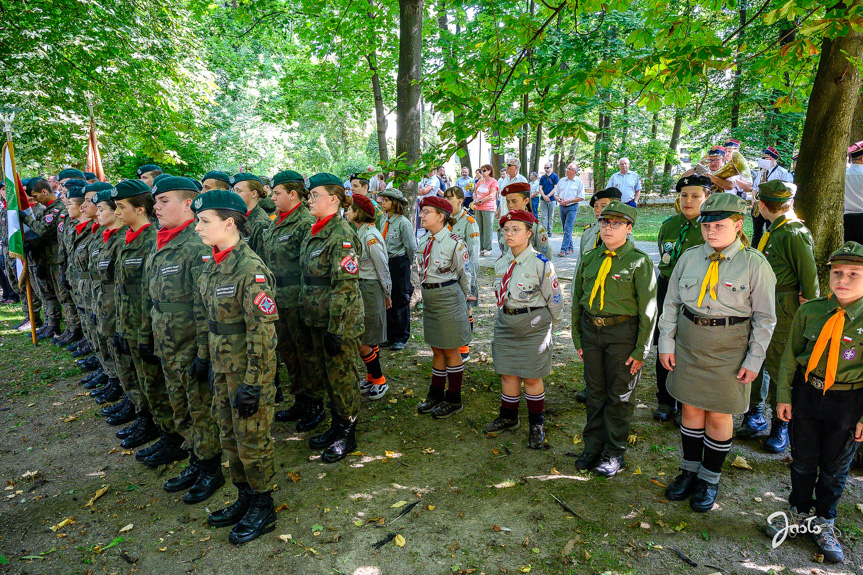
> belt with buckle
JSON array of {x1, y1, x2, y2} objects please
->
[
  {"x1": 422, "y1": 279, "x2": 457, "y2": 290},
  {"x1": 502, "y1": 306, "x2": 542, "y2": 316},
  {"x1": 584, "y1": 313, "x2": 637, "y2": 327},
  {"x1": 807, "y1": 373, "x2": 863, "y2": 392},
  {"x1": 683, "y1": 307, "x2": 748, "y2": 327}
]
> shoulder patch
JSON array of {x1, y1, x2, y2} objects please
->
[
  {"x1": 536, "y1": 253, "x2": 550, "y2": 263},
  {"x1": 469, "y1": 232, "x2": 479, "y2": 238},
  {"x1": 253, "y1": 291, "x2": 277, "y2": 315},
  {"x1": 340, "y1": 255, "x2": 359, "y2": 274},
  {"x1": 450, "y1": 233, "x2": 461, "y2": 242},
  {"x1": 44, "y1": 214, "x2": 54, "y2": 223},
  {"x1": 366, "y1": 238, "x2": 379, "y2": 247},
  {"x1": 342, "y1": 241, "x2": 352, "y2": 249}
]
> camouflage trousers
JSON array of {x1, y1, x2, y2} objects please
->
[
  {"x1": 53, "y1": 264, "x2": 79, "y2": 330},
  {"x1": 108, "y1": 340, "x2": 144, "y2": 411},
  {"x1": 128, "y1": 337, "x2": 175, "y2": 434},
  {"x1": 212, "y1": 371, "x2": 275, "y2": 492},
  {"x1": 32, "y1": 264, "x2": 61, "y2": 325},
  {"x1": 309, "y1": 327, "x2": 361, "y2": 420},
  {"x1": 161, "y1": 344, "x2": 221, "y2": 460},
  {"x1": 275, "y1": 307, "x2": 324, "y2": 402},
  {"x1": 89, "y1": 310, "x2": 116, "y2": 378}
]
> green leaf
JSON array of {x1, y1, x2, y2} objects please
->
[
  {"x1": 0, "y1": 555, "x2": 8, "y2": 565},
  {"x1": 103, "y1": 537, "x2": 124, "y2": 551},
  {"x1": 311, "y1": 524, "x2": 323, "y2": 532}
]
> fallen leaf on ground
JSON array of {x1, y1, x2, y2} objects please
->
[
  {"x1": 632, "y1": 467, "x2": 642, "y2": 475},
  {"x1": 856, "y1": 503, "x2": 863, "y2": 514},
  {"x1": 627, "y1": 433, "x2": 638, "y2": 445},
  {"x1": 812, "y1": 553, "x2": 824, "y2": 563},
  {"x1": 492, "y1": 448, "x2": 500, "y2": 455},
  {"x1": 384, "y1": 451, "x2": 395, "y2": 458},
  {"x1": 199, "y1": 535, "x2": 211, "y2": 542},
  {"x1": 158, "y1": 547, "x2": 167, "y2": 552},
  {"x1": 402, "y1": 389, "x2": 414, "y2": 396},
  {"x1": 394, "y1": 534, "x2": 406, "y2": 547},
  {"x1": 427, "y1": 505, "x2": 435, "y2": 511},
  {"x1": 422, "y1": 447, "x2": 436, "y2": 454},
  {"x1": 492, "y1": 524, "x2": 502, "y2": 532},
  {"x1": 21, "y1": 470, "x2": 38, "y2": 479},
  {"x1": 275, "y1": 503, "x2": 290, "y2": 513},
  {"x1": 85, "y1": 485, "x2": 109, "y2": 507},
  {"x1": 649, "y1": 479, "x2": 666, "y2": 488},
  {"x1": 550, "y1": 468, "x2": 561, "y2": 475},
  {"x1": 50, "y1": 517, "x2": 74, "y2": 532},
  {"x1": 287, "y1": 471, "x2": 301, "y2": 483},
  {"x1": 388, "y1": 398, "x2": 397, "y2": 404},
  {"x1": 391, "y1": 500, "x2": 408, "y2": 508},
  {"x1": 62, "y1": 416, "x2": 77, "y2": 423},
  {"x1": 118, "y1": 524, "x2": 133, "y2": 533},
  {"x1": 278, "y1": 534, "x2": 292, "y2": 542},
  {"x1": 731, "y1": 455, "x2": 753, "y2": 470},
  {"x1": 519, "y1": 565, "x2": 531, "y2": 572},
  {"x1": 639, "y1": 522, "x2": 651, "y2": 530},
  {"x1": 572, "y1": 435, "x2": 582, "y2": 445}
]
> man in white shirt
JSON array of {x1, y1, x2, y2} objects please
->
[
  {"x1": 845, "y1": 141, "x2": 863, "y2": 244},
  {"x1": 606, "y1": 157, "x2": 641, "y2": 207},
  {"x1": 751, "y1": 146, "x2": 794, "y2": 246},
  {"x1": 495, "y1": 158, "x2": 528, "y2": 252},
  {"x1": 555, "y1": 162, "x2": 585, "y2": 256}
]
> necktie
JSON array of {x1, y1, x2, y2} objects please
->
[
  {"x1": 697, "y1": 252, "x2": 724, "y2": 307},
  {"x1": 422, "y1": 236, "x2": 434, "y2": 281},
  {"x1": 588, "y1": 250, "x2": 616, "y2": 310},
  {"x1": 496, "y1": 260, "x2": 515, "y2": 308},
  {"x1": 382, "y1": 221, "x2": 389, "y2": 239},
  {"x1": 669, "y1": 221, "x2": 690, "y2": 265},
  {"x1": 756, "y1": 218, "x2": 790, "y2": 252},
  {"x1": 805, "y1": 307, "x2": 846, "y2": 393}
]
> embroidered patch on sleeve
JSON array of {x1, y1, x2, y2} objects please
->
[
  {"x1": 340, "y1": 255, "x2": 359, "y2": 274},
  {"x1": 255, "y1": 274, "x2": 266, "y2": 283},
  {"x1": 254, "y1": 291, "x2": 277, "y2": 314}
]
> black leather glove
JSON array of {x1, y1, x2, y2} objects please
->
[
  {"x1": 137, "y1": 341, "x2": 160, "y2": 365},
  {"x1": 208, "y1": 368, "x2": 215, "y2": 395},
  {"x1": 189, "y1": 356, "x2": 211, "y2": 384},
  {"x1": 112, "y1": 333, "x2": 130, "y2": 355},
  {"x1": 232, "y1": 384, "x2": 261, "y2": 418},
  {"x1": 323, "y1": 331, "x2": 342, "y2": 356}
]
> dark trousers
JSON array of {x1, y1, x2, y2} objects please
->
[
  {"x1": 462, "y1": 197, "x2": 473, "y2": 215},
  {"x1": 581, "y1": 317, "x2": 640, "y2": 457},
  {"x1": 789, "y1": 372, "x2": 863, "y2": 519},
  {"x1": 751, "y1": 214, "x2": 768, "y2": 248},
  {"x1": 653, "y1": 274, "x2": 677, "y2": 407},
  {"x1": 386, "y1": 255, "x2": 413, "y2": 345},
  {"x1": 845, "y1": 213, "x2": 863, "y2": 244},
  {"x1": 0, "y1": 255, "x2": 16, "y2": 301}
]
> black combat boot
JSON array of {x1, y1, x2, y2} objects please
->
[
  {"x1": 164, "y1": 453, "x2": 200, "y2": 492},
  {"x1": 102, "y1": 393, "x2": 128, "y2": 415},
  {"x1": 94, "y1": 378, "x2": 123, "y2": 404},
  {"x1": 183, "y1": 455, "x2": 225, "y2": 504},
  {"x1": 322, "y1": 418, "x2": 357, "y2": 464},
  {"x1": 123, "y1": 413, "x2": 159, "y2": 449},
  {"x1": 274, "y1": 396, "x2": 306, "y2": 423},
  {"x1": 763, "y1": 420, "x2": 789, "y2": 453},
  {"x1": 71, "y1": 342, "x2": 92, "y2": 359},
  {"x1": 116, "y1": 412, "x2": 142, "y2": 440},
  {"x1": 309, "y1": 414, "x2": 341, "y2": 450},
  {"x1": 105, "y1": 397, "x2": 136, "y2": 425},
  {"x1": 228, "y1": 490, "x2": 276, "y2": 544},
  {"x1": 735, "y1": 405, "x2": 768, "y2": 438},
  {"x1": 67, "y1": 338, "x2": 85, "y2": 353},
  {"x1": 77, "y1": 355, "x2": 99, "y2": 370},
  {"x1": 296, "y1": 400, "x2": 325, "y2": 432},
  {"x1": 140, "y1": 432, "x2": 188, "y2": 467},
  {"x1": 689, "y1": 478, "x2": 720, "y2": 512},
  {"x1": 208, "y1": 483, "x2": 253, "y2": 528},
  {"x1": 37, "y1": 324, "x2": 60, "y2": 341},
  {"x1": 83, "y1": 369, "x2": 107, "y2": 388}
]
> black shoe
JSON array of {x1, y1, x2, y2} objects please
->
[
  {"x1": 55, "y1": 328, "x2": 82, "y2": 346},
  {"x1": 208, "y1": 483, "x2": 253, "y2": 528},
  {"x1": 71, "y1": 345, "x2": 92, "y2": 359},
  {"x1": 274, "y1": 398, "x2": 306, "y2": 423},
  {"x1": 296, "y1": 401, "x2": 325, "y2": 432},
  {"x1": 94, "y1": 379, "x2": 122, "y2": 404},
  {"x1": 417, "y1": 396, "x2": 443, "y2": 414},
  {"x1": 665, "y1": 470, "x2": 699, "y2": 501},
  {"x1": 102, "y1": 394, "x2": 128, "y2": 416},
  {"x1": 67, "y1": 338, "x2": 84, "y2": 352},
  {"x1": 228, "y1": 490, "x2": 276, "y2": 544},
  {"x1": 105, "y1": 399, "x2": 136, "y2": 426},
  {"x1": 309, "y1": 416, "x2": 340, "y2": 450},
  {"x1": 322, "y1": 419, "x2": 357, "y2": 464},
  {"x1": 653, "y1": 403, "x2": 676, "y2": 422},
  {"x1": 689, "y1": 479, "x2": 719, "y2": 512},
  {"x1": 390, "y1": 341, "x2": 406, "y2": 351},
  {"x1": 36, "y1": 324, "x2": 59, "y2": 341},
  {"x1": 763, "y1": 420, "x2": 789, "y2": 453},
  {"x1": 735, "y1": 406, "x2": 768, "y2": 438},
  {"x1": 164, "y1": 453, "x2": 200, "y2": 492},
  {"x1": 527, "y1": 423, "x2": 546, "y2": 449},
  {"x1": 83, "y1": 371, "x2": 107, "y2": 389},
  {"x1": 77, "y1": 355, "x2": 99, "y2": 369},
  {"x1": 123, "y1": 414, "x2": 159, "y2": 449},
  {"x1": 274, "y1": 374, "x2": 284, "y2": 404},
  {"x1": 592, "y1": 454, "x2": 625, "y2": 477},
  {"x1": 575, "y1": 389, "x2": 587, "y2": 404},
  {"x1": 116, "y1": 415, "x2": 142, "y2": 440},
  {"x1": 81, "y1": 365, "x2": 103, "y2": 383},
  {"x1": 34, "y1": 323, "x2": 51, "y2": 337},
  {"x1": 379, "y1": 340, "x2": 393, "y2": 348},
  {"x1": 184, "y1": 456, "x2": 225, "y2": 504},
  {"x1": 574, "y1": 451, "x2": 600, "y2": 471},
  {"x1": 141, "y1": 433, "x2": 188, "y2": 467},
  {"x1": 431, "y1": 400, "x2": 463, "y2": 419},
  {"x1": 51, "y1": 328, "x2": 71, "y2": 345},
  {"x1": 483, "y1": 416, "x2": 519, "y2": 433}
]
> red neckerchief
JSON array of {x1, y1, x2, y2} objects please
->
[
  {"x1": 277, "y1": 203, "x2": 301, "y2": 225},
  {"x1": 125, "y1": 222, "x2": 152, "y2": 245},
  {"x1": 103, "y1": 227, "x2": 120, "y2": 243},
  {"x1": 90, "y1": 222, "x2": 101, "y2": 234},
  {"x1": 75, "y1": 221, "x2": 90, "y2": 235},
  {"x1": 156, "y1": 218, "x2": 195, "y2": 250},
  {"x1": 212, "y1": 245, "x2": 235, "y2": 265},
  {"x1": 311, "y1": 213, "x2": 335, "y2": 236},
  {"x1": 246, "y1": 208, "x2": 253, "y2": 216}
]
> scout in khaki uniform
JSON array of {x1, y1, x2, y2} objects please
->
[
  {"x1": 201, "y1": 171, "x2": 231, "y2": 193},
  {"x1": 300, "y1": 174, "x2": 365, "y2": 463},
  {"x1": 415, "y1": 196, "x2": 472, "y2": 419},
  {"x1": 265, "y1": 171, "x2": 326, "y2": 431},
  {"x1": 347, "y1": 193, "x2": 392, "y2": 400},
  {"x1": 377, "y1": 188, "x2": 415, "y2": 350},
  {"x1": 500, "y1": 182, "x2": 553, "y2": 260},
  {"x1": 571, "y1": 201, "x2": 657, "y2": 477},
  {"x1": 192, "y1": 189, "x2": 279, "y2": 545},
  {"x1": 444, "y1": 186, "x2": 479, "y2": 361},
  {"x1": 766, "y1": 242, "x2": 863, "y2": 563},
  {"x1": 659, "y1": 193, "x2": 776, "y2": 513},
  {"x1": 736, "y1": 180, "x2": 818, "y2": 452},
  {"x1": 230, "y1": 173, "x2": 271, "y2": 256},
  {"x1": 578, "y1": 187, "x2": 622, "y2": 257},
  {"x1": 653, "y1": 176, "x2": 711, "y2": 423},
  {"x1": 142, "y1": 176, "x2": 224, "y2": 504},
  {"x1": 136, "y1": 163, "x2": 162, "y2": 188},
  {"x1": 485, "y1": 210, "x2": 563, "y2": 448},
  {"x1": 349, "y1": 174, "x2": 387, "y2": 230}
]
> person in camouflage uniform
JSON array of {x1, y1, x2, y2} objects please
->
[
  {"x1": 201, "y1": 171, "x2": 231, "y2": 193},
  {"x1": 141, "y1": 176, "x2": 224, "y2": 504},
  {"x1": 67, "y1": 181, "x2": 100, "y2": 367},
  {"x1": 258, "y1": 176, "x2": 277, "y2": 215},
  {"x1": 231, "y1": 173, "x2": 272, "y2": 256},
  {"x1": 51, "y1": 177, "x2": 82, "y2": 346},
  {"x1": 264, "y1": 170, "x2": 326, "y2": 430},
  {"x1": 192, "y1": 189, "x2": 279, "y2": 545},
  {"x1": 301, "y1": 173, "x2": 364, "y2": 464}
]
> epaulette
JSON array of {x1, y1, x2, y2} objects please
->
[
  {"x1": 536, "y1": 253, "x2": 550, "y2": 263},
  {"x1": 466, "y1": 215, "x2": 476, "y2": 224},
  {"x1": 583, "y1": 224, "x2": 592, "y2": 230},
  {"x1": 450, "y1": 233, "x2": 461, "y2": 242},
  {"x1": 661, "y1": 214, "x2": 675, "y2": 224}
]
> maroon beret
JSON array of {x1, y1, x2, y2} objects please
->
[
  {"x1": 499, "y1": 209, "x2": 537, "y2": 227},
  {"x1": 351, "y1": 193, "x2": 375, "y2": 216},
  {"x1": 849, "y1": 140, "x2": 863, "y2": 159},
  {"x1": 501, "y1": 182, "x2": 531, "y2": 196},
  {"x1": 419, "y1": 195, "x2": 453, "y2": 214}
]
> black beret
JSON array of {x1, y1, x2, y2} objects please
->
[
  {"x1": 676, "y1": 175, "x2": 712, "y2": 193},
  {"x1": 589, "y1": 187, "x2": 622, "y2": 207}
]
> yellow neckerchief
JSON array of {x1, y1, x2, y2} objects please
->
[
  {"x1": 756, "y1": 214, "x2": 794, "y2": 252},
  {"x1": 805, "y1": 296, "x2": 845, "y2": 394},
  {"x1": 588, "y1": 250, "x2": 616, "y2": 310},
  {"x1": 697, "y1": 243, "x2": 744, "y2": 307}
]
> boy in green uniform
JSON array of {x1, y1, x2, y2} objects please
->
[{"x1": 736, "y1": 180, "x2": 818, "y2": 453}]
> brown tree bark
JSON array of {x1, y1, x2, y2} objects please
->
[
  {"x1": 531, "y1": 120, "x2": 543, "y2": 174},
  {"x1": 519, "y1": 93, "x2": 529, "y2": 173},
  {"x1": 795, "y1": 29, "x2": 863, "y2": 289},
  {"x1": 366, "y1": 50, "x2": 389, "y2": 164},
  {"x1": 662, "y1": 111, "x2": 683, "y2": 193},
  {"x1": 646, "y1": 111, "x2": 659, "y2": 192},
  {"x1": 396, "y1": 0, "x2": 423, "y2": 211},
  {"x1": 492, "y1": 128, "x2": 504, "y2": 174},
  {"x1": 730, "y1": 6, "x2": 745, "y2": 130},
  {"x1": 850, "y1": 89, "x2": 863, "y2": 144}
]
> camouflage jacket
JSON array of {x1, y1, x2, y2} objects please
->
[
  {"x1": 142, "y1": 222, "x2": 210, "y2": 357},
  {"x1": 114, "y1": 223, "x2": 157, "y2": 341},
  {"x1": 299, "y1": 214, "x2": 364, "y2": 338},
  {"x1": 69, "y1": 221, "x2": 98, "y2": 301},
  {"x1": 91, "y1": 227, "x2": 127, "y2": 337},
  {"x1": 56, "y1": 213, "x2": 77, "y2": 269},
  {"x1": 245, "y1": 204, "x2": 272, "y2": 257},
  {"x1": 21, "y1": 198, "x2": 65, "y2": 265},
  {"x1": 195, "y1": 239, "x2": 278, "y2": 384},
  {"x1": 260, "y1": 204, "x2": 315, "y2": 309}
]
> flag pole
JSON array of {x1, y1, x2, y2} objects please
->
[{"x1": 2, "y1": 112, "x2": 37, "y2": 345}]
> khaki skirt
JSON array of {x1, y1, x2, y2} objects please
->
[
  {"x1": 492, "y1": 307, "x2": 553, "y2": 378},
  {"x1": 359, "y1": 279, "x2": 387, "y2": 345},
  {"x1": 667, "y1": 308, "x2": 752, "y2": 414},
  {"x1": 422, "y1": 283, "x2": 471, "y2": 349}
]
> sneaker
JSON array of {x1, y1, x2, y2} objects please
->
[
  {"x1": 592, "y1": 454, "x2": 625, "y2": 477},
  {"x1": 653, "y1": 403, "x2": 676, "y2": 422},
  {"x1": 368, "y1": 383, "x2": 389, "y2": 401},
  {"x1": 430, "y1": 400, "x2": 463, "y2": 419},
  {"x1": 460, "y1": 352, "x2": 471, "y2": 362},
  {"x1": 16, "y1": 320, "x2": 31, "y2": 332},
  {"x1": 811, "y1": 517, "x2": 844, "y2": 563},
  {"x1": 483, "y1": 416, "x2": 519, "y2": 433},
  {"x1": 765, "y1": 506, "x2": 810, "y2": 540},
  {"x1": 417, "y1": 396, "x2": 443, "y2": 414},
  {"x1": 359, "y1": 379, "x2": 373, "y2": 395},
  {"x1": 391, "y1": 341, "x2": 406, "y2": 351}
]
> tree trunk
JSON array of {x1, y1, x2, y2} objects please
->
[
  {"x1": 646, "y1": 111, "x2": 659, "y2": 192},
  {"x1": 850, "y1": 88, "x2": 863, "y2": 145},
  {"x1": 593, "y1": 112, "x2": 604, "y2": 190},
  {"x1": 596, "y1": 113, "x2": 612, "y2": 190},
  {"x1": 396, "y1": 0, "x2": 423, "y2": 212},
  {"x1": 519, "y1": 93, "x2": 529, "y2": 173},
  {"x1": 662, "y1": 111, "x2": 683, "y2": 193},
  {"x1": 531, "y1": 120, "x2": 543, "y2": 174},
  {"x1": 730, "y1": 6, "x2": 745, "y2": 130},
  {"x1": 457, "y1": 127, "x2": 472, "y2": 171},
  {"x1": 492, "y1": 128, "x2": 504, "y2": 175},
  {"x1": 367, "y1": 51, "x2": 389, "y2": 164},
  {"x1": 795, "y1": 30, "x2": 863, "y2": 290},
  {"x1": 620, "y1": 101, "x2": 629, "y2": 154},
  {"x1": 551, "y1": 135, "x2": 562, "y2": 175}
]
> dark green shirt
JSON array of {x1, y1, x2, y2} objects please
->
[
  {"x1": 245, "y1": 204, "x2": 272, "y2": 257},
  {"x1": 759, "y1": 214, "x2": 819, "y2": 300},
  {"x1": 657, "y1": 213, "x2": 704, "y2": 279}
]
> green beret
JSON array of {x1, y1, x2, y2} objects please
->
[
  {"x1": 307, "y1": 173, "x2": 343, "y2": 190},
  {"x1": 111, "y1": 179, "x2": 152, "y2": 200},
  {"x1": 191, "y1": 189, "x2": 246, "y2": 214},
  {"x1": 152, "y1": 173, "x2": 172, "y2": 186},
  {"x1": 137, "y1": 164, "x2": 161, "y2": 177},
  {"x1": 24, "y1": 177, "x2": 43, "y2": 194},
  {"x1": 697, "y1": 192, "x2": 747, "y2": 223},
  {"x1": 829, "y1": 242, "x2": 863, "y2": 265},
  {"x1": 600, "y1": 200, "x2": 637, "y2": 224},
  {"x1": 377, "y1": 187, "x2": 408, "y2": 205},
  {"x1": 230, "y1": 173, "x2": 263, "y2": 187},
  {"x1": 202, "y1": 171, "x2": 231, "y2": 185},
  {"x1": 65, "y1": 180, "x2": 87, "y2": 199},
  {"x1": 152, "y1": 176, "x2": 199, "y2": 197},
  {"x1": 83, "y1": 172, "x2": 97, "y2": 180},
  {"x1": 58, "y1": 169, "x2": 85, "y2": 181},
  {"x1": 93, "y1": 189, "x2": 115, "y2": 205},
  {"x1": 272, "y1": 170, "x2": 305, "y2": 188},
  {"x1": 758, "y1": 180, "x2": 797, "y2": 202},
  {"x1": 84, "y1": 182, "x2": 113, "y2": 194},
  {"x1": 192, "y1": 179, "x2": 202, "y2": 191}
]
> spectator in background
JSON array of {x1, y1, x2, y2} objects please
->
[
  {"x1": 845, "y1": 141, "x2": 863, "y2": 244},
  {"x1": 539, "y1": 162, "x2": 559, "y2": 236},
  {"x1": 496, "y1": 159, "x2": 529, "y2": 253},
  {"x1": 418, "y1": 168, "x2": 443, "y2": 230},
  {"x1": 750, "y1": 146, "x2": 793, "y2": 247},
  {"x1": 529, "y1": 172, "x2": 540, "y2": 215},
  {"x1": 455, "y1": 166, "x2": 474, "y2": 212},
  {"x1": 606, "y1": 157, "x2": 641, "y2": 207},
  {"x1": 437, "y1": 167, "x2": 451, "y2": 192},
  {"x1": 473, "y1": 164, "x2": 499, "y2": 255},
  {"x1": 555, "y1": 162, "x2": 585, "y2": 257}
]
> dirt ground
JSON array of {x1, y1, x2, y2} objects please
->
[{"x1": 1, "y1": 268, "x2": 862, "y2": 575}]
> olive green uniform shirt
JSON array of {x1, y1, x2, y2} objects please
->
[
  {"x1": 759, "y1": 214, "x2": 819, "y2": 299},
  {"x1": 21, "y1": 198, "x2": 65, "y2": 265},
  {"x1": 657, "y1": 213, "x2": 705, "y2": 278}
]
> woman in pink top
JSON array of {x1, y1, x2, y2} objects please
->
[{"x1": 472, "y1": 164, "x2": 498, "y2": 255}]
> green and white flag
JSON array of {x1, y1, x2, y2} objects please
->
[{"x1": 3, "y1": 140, "x2": 31, "y2": 281}]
